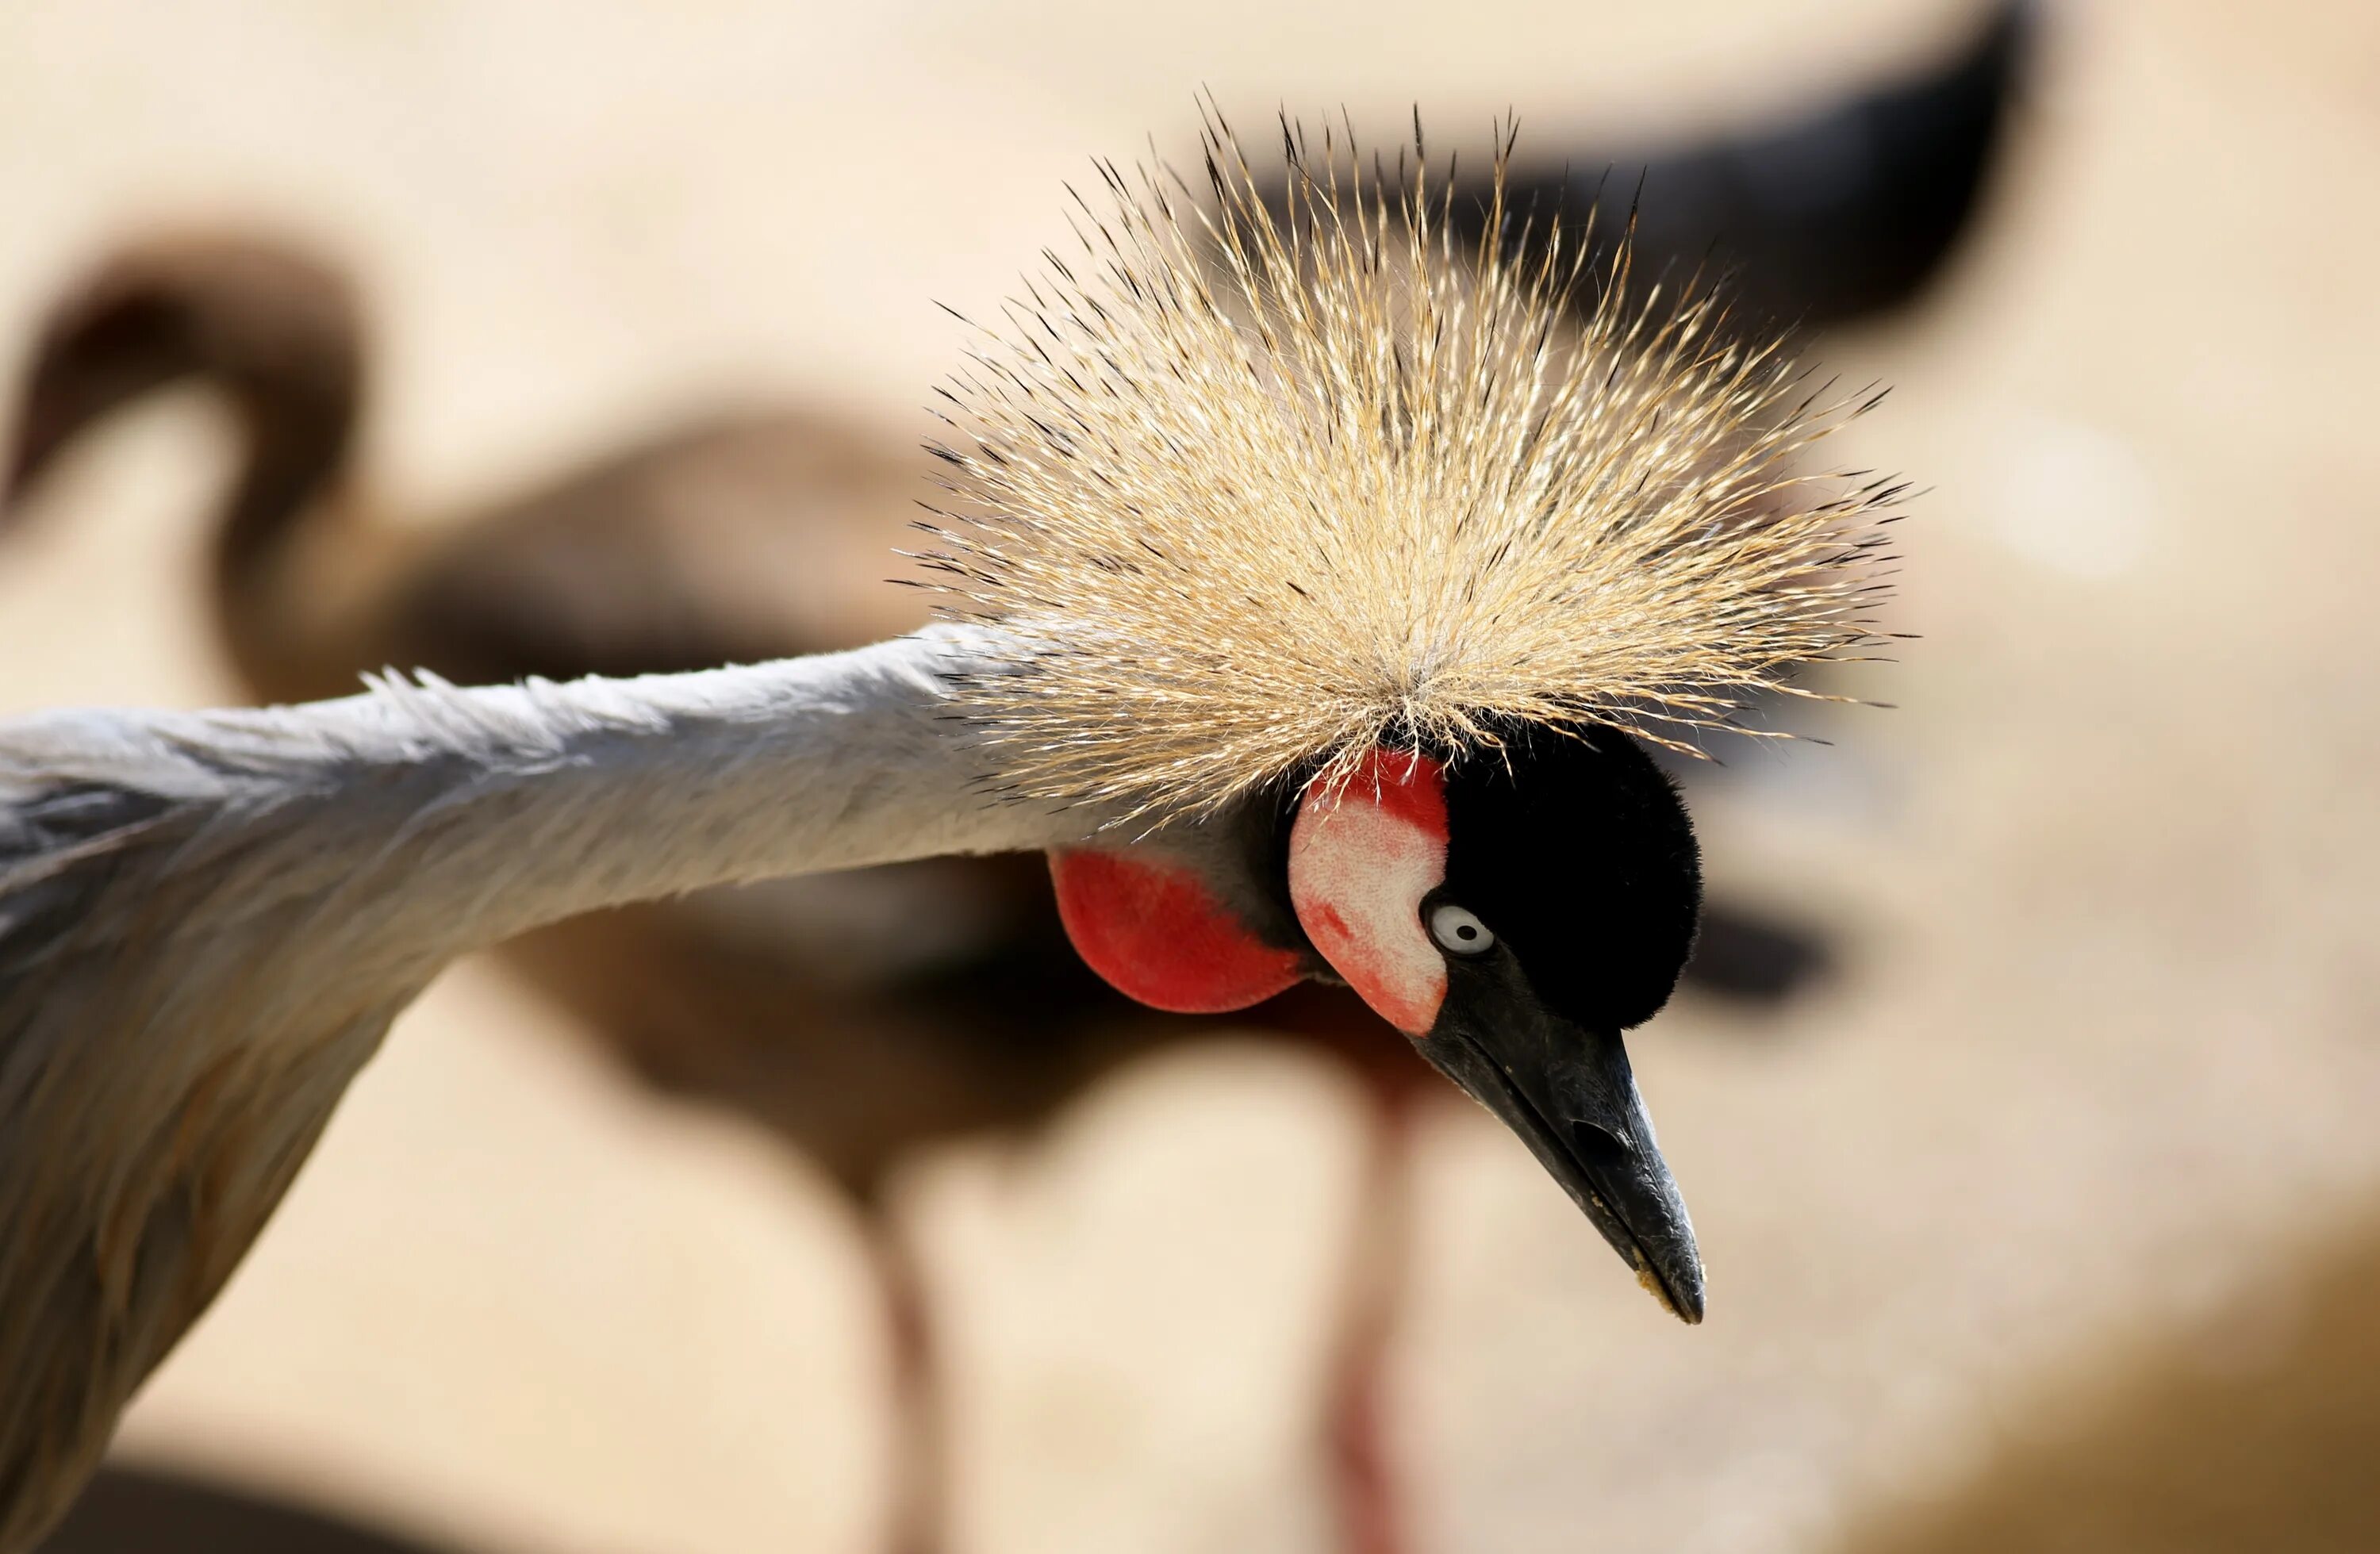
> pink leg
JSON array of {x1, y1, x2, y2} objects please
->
[
  {"x1": 865, "y1": 1210, "x2": 946, "y2": 1554},
  {"x1": 1323, "y1": 1086, "x2": 1419, "y2": 1554}
]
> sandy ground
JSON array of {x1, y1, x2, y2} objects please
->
[{"x1": 3, "y1": 2, "x2": 2378, "y2": 1551}]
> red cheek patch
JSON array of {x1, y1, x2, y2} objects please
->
[
  {"x1": 1049, "y1": 850, "x2": 1303, "y2": 1015},
  {"x1": 1288, "y1": 750, "x2": 1451, "y2": 1034}
]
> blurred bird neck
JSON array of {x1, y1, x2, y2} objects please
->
[
  {"x1": 217, "y1": 366, "x2": 358, "y2": 581},
  {"x1": 206, "y1": 352, "x2": 366, "y2": 692}
]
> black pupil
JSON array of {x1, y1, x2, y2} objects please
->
[{"x1": 1456, "y1": 924, "x2": 1477, "y2": 940}]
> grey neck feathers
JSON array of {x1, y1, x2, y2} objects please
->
[
  {"x1": 2, "y1": 627, "x2": 1095, "y2": 988},
  {"x1": 349, "y1": 627, "x2": 1099, "y2": 956}
]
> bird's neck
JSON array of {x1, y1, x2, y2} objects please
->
[
  {"x1": 217, "y1": 370, "x2": 358, "y2": 585},
  {"x1": 205, "y1": 354, "x2": 370, "y2": 700},
  {"x1": 162, "y1": 630, "x2": 1100, "y2": 984}
]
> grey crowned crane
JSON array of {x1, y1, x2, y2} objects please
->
[
  {"x1": 2, "y1": 28, "x2": 2026, "y2": 1536},
  {"x1": 0, "y1": 117, "x2": 1902, "y2": 1552}
]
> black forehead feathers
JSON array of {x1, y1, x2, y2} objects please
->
[{"x1": 1438, "y1": 723, "x2": 1703, "y2": 1031}]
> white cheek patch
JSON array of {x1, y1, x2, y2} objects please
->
[{"x1": 1288, "y1": 781, "x2": 1449, "y2": 1034}]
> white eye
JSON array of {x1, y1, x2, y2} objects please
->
[{"x1": 1427, "y1": 902, "x2": 1495, "y2": 956}]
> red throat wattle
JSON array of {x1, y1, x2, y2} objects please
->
[
  {"x1": 1048, "y1": 850, "x2": 1303, "y2": 1014},
  {"x1": 1288, "y1": 750, "x2": 1452, "y2": 1034}
]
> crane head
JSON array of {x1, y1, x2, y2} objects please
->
[
  {"x1": 1050, "y1": 726, "x2": 1706, "y2": 1321},
  {"x1": 934, "y1": 109, "x2": 1904, "y2": 1322}
]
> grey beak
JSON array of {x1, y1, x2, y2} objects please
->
[{"x1": 1422, "y1": 996, "x2": 1705, "y2": 1323}]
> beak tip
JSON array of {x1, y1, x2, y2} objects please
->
[{"x1": 1636, "y1": 1250, "x2": 1706, "y2": 1325}]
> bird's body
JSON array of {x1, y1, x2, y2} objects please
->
[
  {"x1": 0, "y1": 635, "x2": 1081, "y2": 1548},
  {"x1": 0, "y1": 113, "x2": 1902, "y2": 1553}
]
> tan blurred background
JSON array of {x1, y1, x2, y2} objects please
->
[{"x1": 6, "y1": 2, "x2": 2379, "y2": 1551}]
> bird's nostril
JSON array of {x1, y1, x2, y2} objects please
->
[{"x1": 1566, "y1": 1114, "x2": 1639, "y2": 1161}]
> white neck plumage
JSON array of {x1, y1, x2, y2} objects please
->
[
  {"x1": 9, "y1": 627, "x2": 1097, "y2": 986},
  {"x1": 318, "y1": 627, "x2": 1097, "y2": 964}
]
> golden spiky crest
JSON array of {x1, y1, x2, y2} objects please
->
[{"x1": 921, "y1": 110, "x2": 1904, "y2": 822}]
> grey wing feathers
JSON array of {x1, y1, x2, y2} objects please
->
[{"x1": 0, "y1": 713, "x2": 400, "y2": 1553}]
